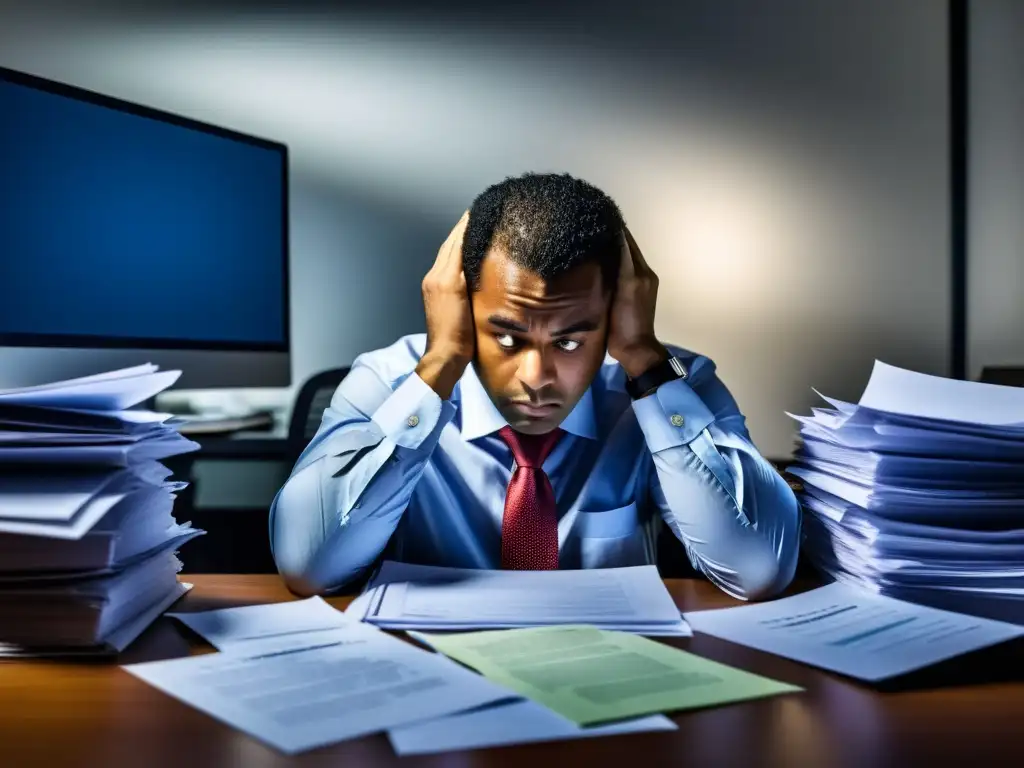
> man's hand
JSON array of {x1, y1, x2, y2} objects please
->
[
  {"x1": 415, "y1": 211, "x2": 475, "y2": 399},
  {"x1": 607, "y1": 226, "x2": 669, "y2": 379}
]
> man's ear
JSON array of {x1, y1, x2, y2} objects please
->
[{"x1": 466, "y1": 285, "x2": 478, "y2": 359}]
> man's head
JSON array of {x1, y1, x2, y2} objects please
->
[{"x1": 462, "y1": 172, "x2": 624, "y2": 435}]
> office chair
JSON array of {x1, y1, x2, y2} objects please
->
[{"x1": 287, "y1": 367, "x2": 351, "y2": 462}]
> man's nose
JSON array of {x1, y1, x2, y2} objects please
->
[{"x1": 517, "y1": 347, "x2": 557, "y2": 393}]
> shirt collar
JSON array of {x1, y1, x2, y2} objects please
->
[{"x1": 457, "y1": 362, "x2": 597, "y2": 441}]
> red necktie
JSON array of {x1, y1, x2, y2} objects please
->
[{"x1": 498, "y1": 426, "x2": 563, "y2": 570}]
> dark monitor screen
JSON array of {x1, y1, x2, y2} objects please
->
[{"x1": 0, "y1": 67, "x2": 289, "y2": 352}]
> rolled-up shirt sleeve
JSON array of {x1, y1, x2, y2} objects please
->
[
  {"x1": 632, "y1": 363, "x2": 800, "y2": 601},
  {"x1": 269, "y1": 363, "x2": 455, "y2": 595}
]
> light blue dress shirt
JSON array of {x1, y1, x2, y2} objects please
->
[{"x1": 269, "y1": 334, "x2": 800, "y2": 600}]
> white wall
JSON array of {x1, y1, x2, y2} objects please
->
[
  {"x1": 0, "y1": 1, "x2": 950, "y2": 457},
  {"x1": 968, "y1": 0, "x2": 1024, "y2": 379}
]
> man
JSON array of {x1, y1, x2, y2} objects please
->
[{"x1": 270, "y1": 172, "x2": 800, "y2": 600}]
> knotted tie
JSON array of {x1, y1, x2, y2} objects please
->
[{"x1": 497, "y1": 425, "x2": 563, "y2": 570}]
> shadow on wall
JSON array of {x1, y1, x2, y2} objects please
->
[
  {"x1": 0, "y1": 0, "x2": 951, "y2": 459},
  {"x1": 288, "y1": 172, "x2": 448, "y2": 393}
]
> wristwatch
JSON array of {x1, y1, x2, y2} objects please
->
[{"x1": 625, "y1": 356, "x2": 688, "y2": 400}]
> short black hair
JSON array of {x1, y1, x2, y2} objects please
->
[{"x1": 463, "y1": 172, "x2": 624, "y2": 292}]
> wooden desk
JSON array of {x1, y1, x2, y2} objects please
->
[{"x1": 3, "y1": 576, "x2": 1023, "y2": 768}]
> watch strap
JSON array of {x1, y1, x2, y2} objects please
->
[{"x1": 625, "y1": 356, "x2": 688, "y2": 399}]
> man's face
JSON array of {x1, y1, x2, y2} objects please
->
[{"x1": 470, "y1": 247, "x2": 611, "y2": 435}]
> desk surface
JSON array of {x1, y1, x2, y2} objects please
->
[{"x1": 3, "y1": 575, "x2": 1023, "y2": 768}]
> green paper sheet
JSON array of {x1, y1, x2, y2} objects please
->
[{"x1": 416, "y1": 624, "x2": 801, "y2": 726}]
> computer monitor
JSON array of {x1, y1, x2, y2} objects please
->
[{"x1": 0, "y1": 66, "x2": 290, "y2": 390}]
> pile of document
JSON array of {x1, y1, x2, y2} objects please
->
[
  {"x1": 0, "y1": 365, "x2": 202, "y2": 655},
  {"x1": 685, "y1": 581, "x2": 1024, "y2": 683},
  {"x1": 130, "y1": 569, "x2": 1024, "y2": 756},
  {"x1": 346, "y1": 560, "x2": 692, "y2": 636},
  {"x1": 134, "y1": 595, "x2": 796, "y2": 756},
  {"x1": 788, "y1": 361, "x2": 1024, "y2": 625}
]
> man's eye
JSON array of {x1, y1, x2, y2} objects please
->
[
  {"x1": 496, "y1": 334, "x2": 517, "y2": 349},
  {"x1": 556, "y1": 339, "x2": 582, "y2": 352}
]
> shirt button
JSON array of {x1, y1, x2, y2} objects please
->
[
  {"x1": 670, "y1": 413, "x2": 685, "y2": 427},
  {"x1": 406, "y1": 415, "x2": 420, "y2": 427}
]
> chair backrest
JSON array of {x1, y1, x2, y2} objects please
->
[
  {"x1": 287, "y1": 367, "x2": 351, "y2": 460},
  {"x1": 979, "y1": 367, "x2": 1024, "y2": 387}
]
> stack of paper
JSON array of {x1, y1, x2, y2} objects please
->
[
  {"x1": 345, "y1": 561, "x2": 692, "y2": 636},
  {"x1": 0, "y1": 365, "x2": 202, "y2": 655},
  {"x1": 788, "y1": 361, "x2": 1024, "y2": 624}
]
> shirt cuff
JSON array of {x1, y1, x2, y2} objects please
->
[
  {"x1": 632, "y1": 377, "x2": 716, "y2": 453},
  {"x1": 371, "y1": 372, "x2": 456, "y2": 449}
]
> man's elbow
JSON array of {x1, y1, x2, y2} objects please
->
[
  {"x1": 737, "y1": 558, "x2": 796, "y2": 602},
  {"x1": 733, "y1": 538, "x2": 799, "y2": 602},
  {"x1": 271, "y1": 533, "x2": 365, "y2": 597},
  {"x1": 278, "y1": 569, "x2": 329, "y2": 598},
  {"x1": 735, "y1": 481, "x2": 802, "y2": 601},
  {"x1": 270, "y1": 524, "x2": 333, "y2": 597},
  {"x1": 272, "y1": 542, "x2": 330, "y2": 596},
  {"x1": 269, "y1": 475, "x2": 336, "y2": 596}
]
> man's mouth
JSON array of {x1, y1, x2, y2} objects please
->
[{"x1": 508, "y1": 402, "x2": 561, "y2": 418}]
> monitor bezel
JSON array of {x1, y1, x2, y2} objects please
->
[{"x1": 0, "y1": 65, "x2": 291, "y2": 355}]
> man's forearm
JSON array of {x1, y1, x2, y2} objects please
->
[
  {"x1": 270, "y1": 435, "x2": 404, "y2": 594},
  {"x1": 616, "y1": 337, "x2": 670, "y2": 380},
  {"x1": 633, "y1": 375, "x2": 800, "y2": 600},
  {"x1": 270, "y1": 372, "x2": 456, "y2": 594},
  {"x1": 415, "y1": 348, "x2": 470, "y2": 401},
  {"x1": 650, "y1": 438, "x2": 801, "y2": 600}
]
